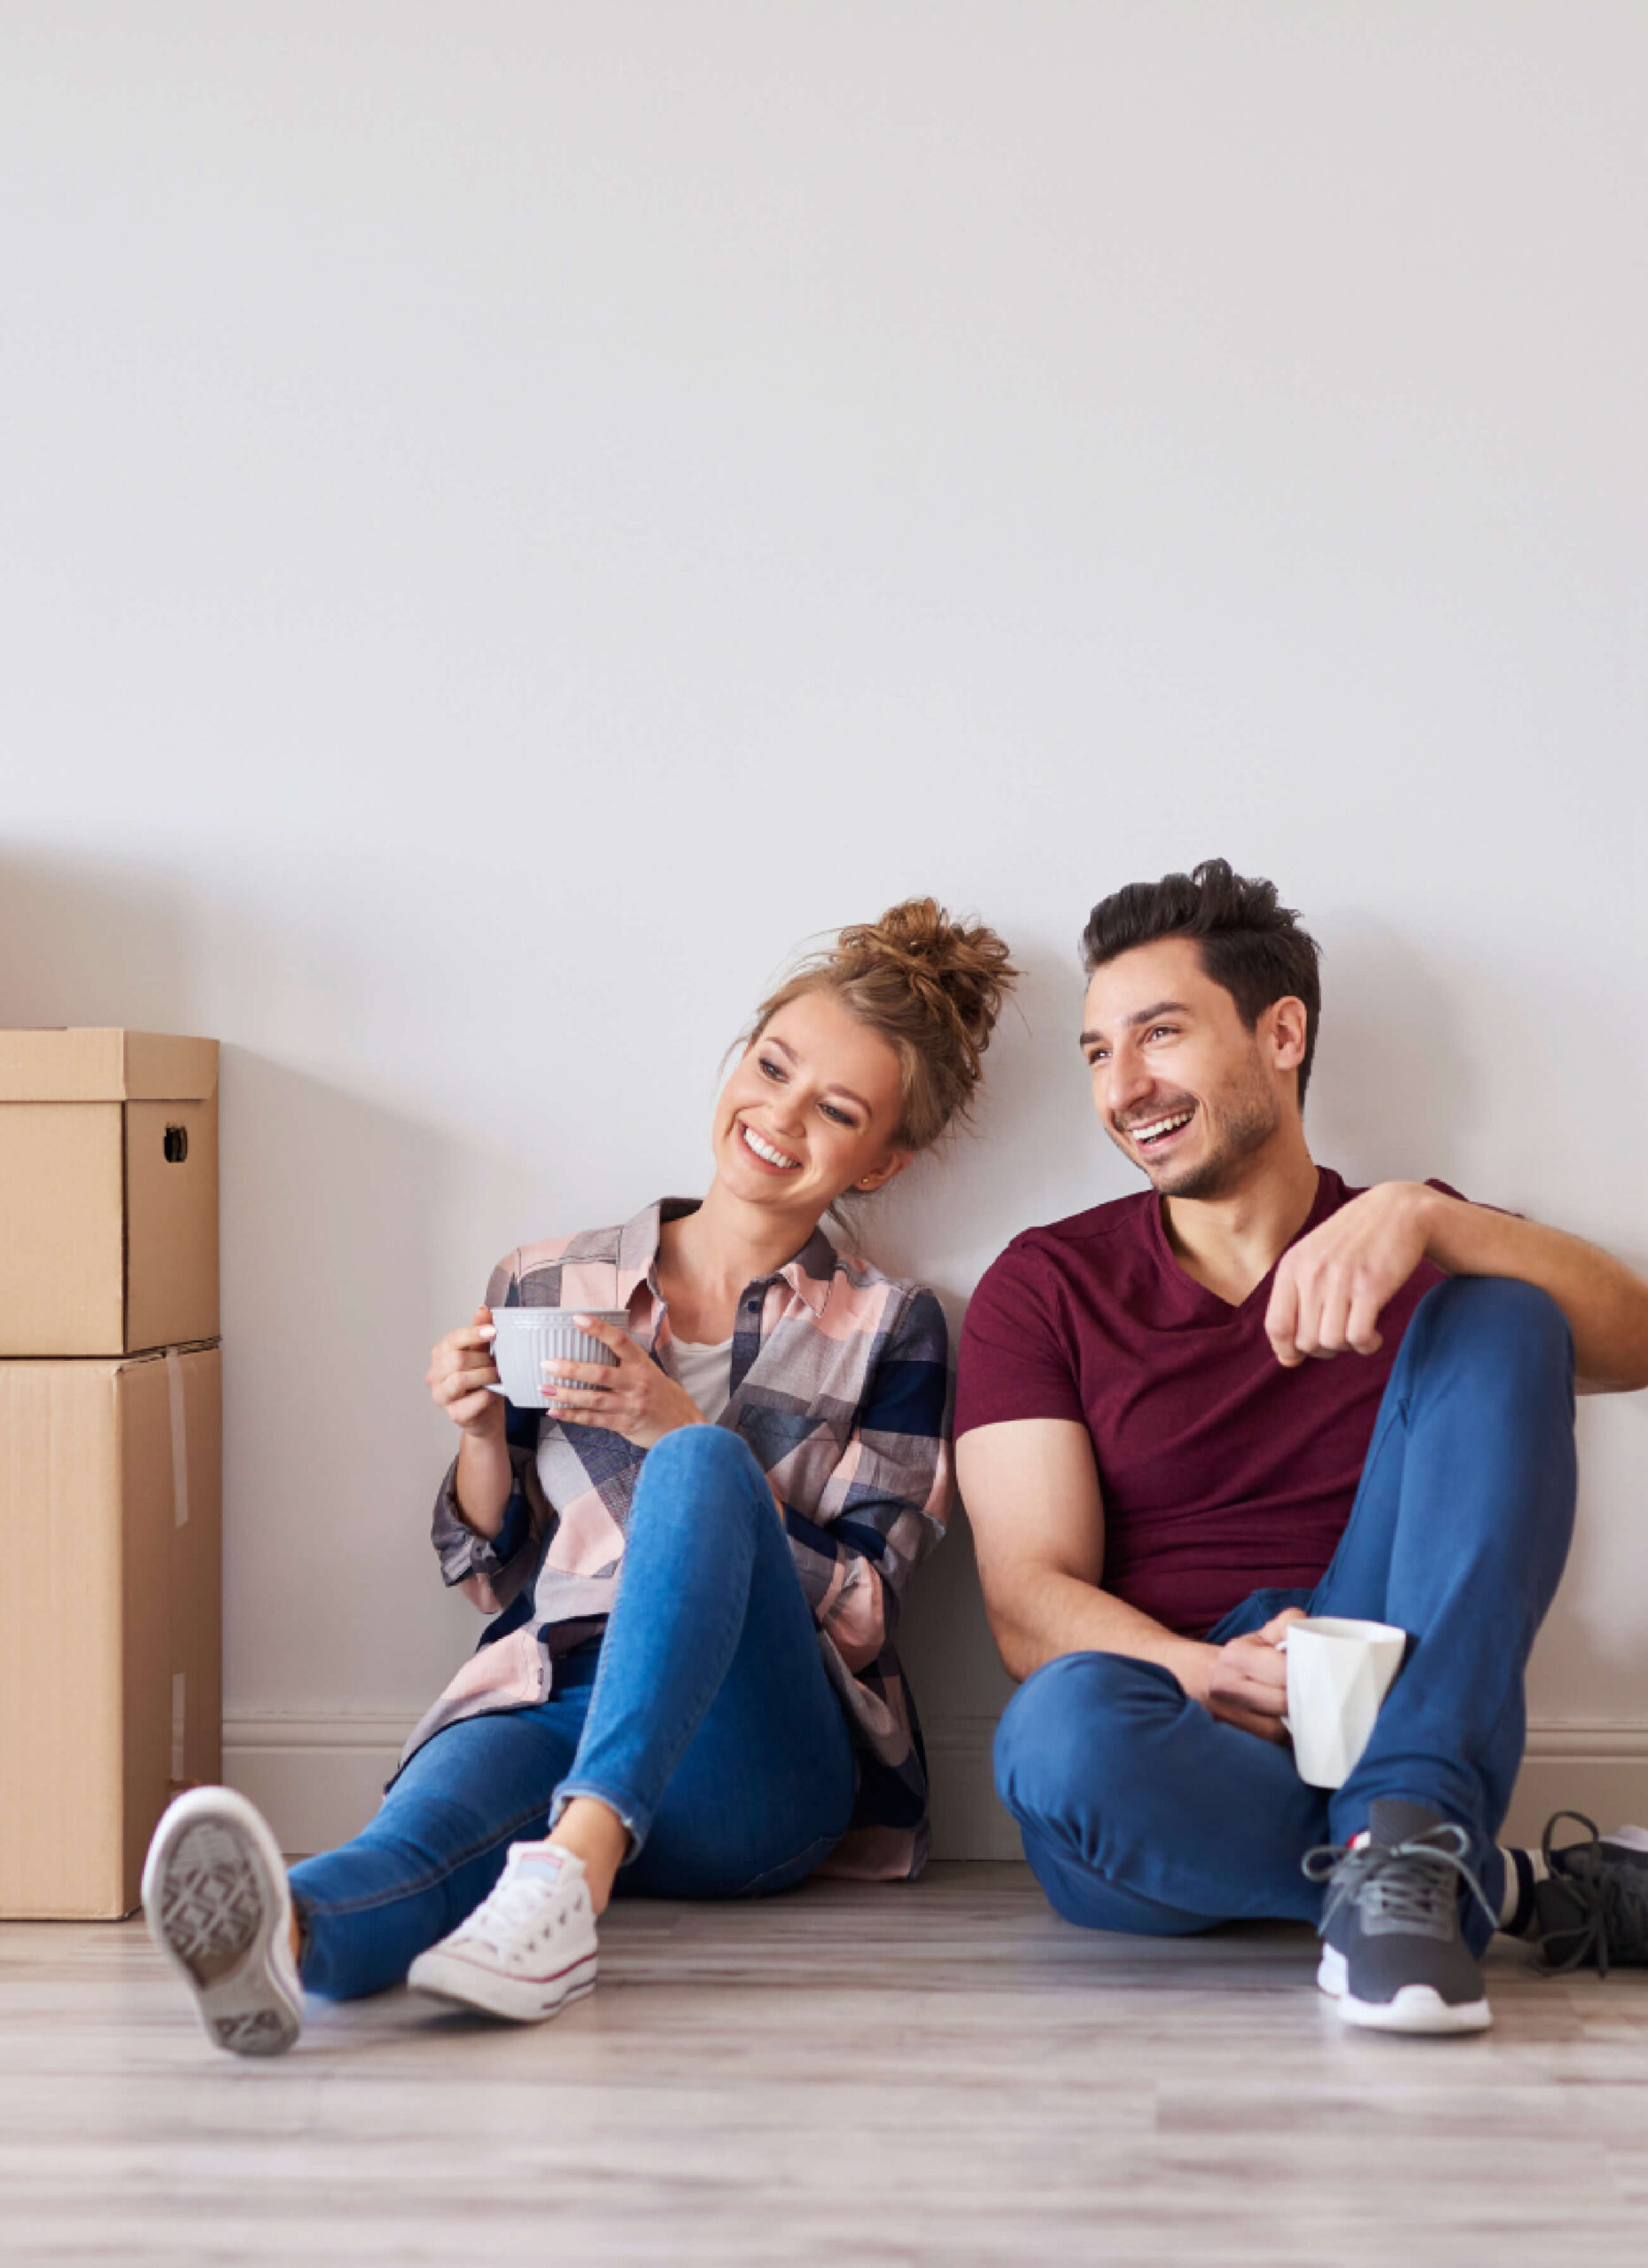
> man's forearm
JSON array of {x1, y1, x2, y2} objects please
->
[
  {"x1": 992, "y1": 1565, "x2": 1213, "y2": 1696},
  {"x1": 1419, "y1": 1188, "x2": 1648, "y2": 1391}
]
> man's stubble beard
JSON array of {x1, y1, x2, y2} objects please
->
[{"x1": 1141, "y1": 1066, "x2": 1284, "y2": 1203}]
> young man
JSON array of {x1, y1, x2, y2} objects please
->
[{"x1": 957, "y1": 861, "x2": 1648, "y2": 2034}]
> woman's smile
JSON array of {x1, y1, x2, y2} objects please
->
[{"x1": 738, "y1": 1122, "x2": 804, "y2": 1173}]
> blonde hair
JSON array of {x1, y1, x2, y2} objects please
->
[{"x1": 746, "y1": 897, "x2": 1019, "y2": 1153}]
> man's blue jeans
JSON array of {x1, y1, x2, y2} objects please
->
[
  {"x1": 994, "y1": 1278, "x2": 1578, "y2": 1954},
  {"x1": 290, "y1": 1426, "x2": 858, "y2": 1999}
]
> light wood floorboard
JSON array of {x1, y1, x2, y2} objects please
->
[{"x1": 3, "y1": 1864, "x2": 1646, "y2": 2266}]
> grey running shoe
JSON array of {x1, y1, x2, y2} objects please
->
[
  {"x1": 1303, "y1": 1798, "x2": 1497, "y2": 2035},
  {"x1": 142, "y1": 1787, "x2": 303, "y2": 2056},
  {"x1": 1530, "y1": 1811, "x2": 1648, "y2": 1977}
]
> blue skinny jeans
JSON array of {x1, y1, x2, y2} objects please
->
[
  {"x1": 290, "y1": 1425, "x2": 858, "y2": 1999},
  {"x1": 994, "y1": 1278, "x2": 1578, "y2": 1954}
]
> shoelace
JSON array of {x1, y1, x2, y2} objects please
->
[
  {"x1": 1534, "y1": 1811, "x2": 1648, "y2": 1979},
  {"x1": 462, "y1": 1868, "x2": 575, "y2": 1955},
  {"x1": 1302, "y1": 1819, "x2": 1499, "y2": 1939}
]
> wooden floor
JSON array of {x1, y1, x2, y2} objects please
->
[{"x1": 3, "y1": 1863, "x2": 1646, "y2": 2267}]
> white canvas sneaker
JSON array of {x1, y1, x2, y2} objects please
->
[
  {"x1": 142, "y1": 1787, "x2": 303, "y2": 2056},
  {"x1": 408, "y1": 1844, "x2": 599, "y2": 2023}
]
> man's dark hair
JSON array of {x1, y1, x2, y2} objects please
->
[{"x1": 1080, "y1": 858, "x2": 1324, "y2": 1105}]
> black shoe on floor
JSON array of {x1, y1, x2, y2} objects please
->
[
  {"x1": 1303, "y1": 1797, "x2": 1498, "y2": 2035},
  {"x1": 1530, "y1": 1812, "x2": 1648, "y2": 1977}
]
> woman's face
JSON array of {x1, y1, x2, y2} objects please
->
[{"x1": 712, "y1": 989, "x2": 913, "y2": 1219}]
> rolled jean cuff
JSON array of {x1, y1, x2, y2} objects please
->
[{"x1": 548, "y1": 1777, "x2": 646, "y2": 1859}]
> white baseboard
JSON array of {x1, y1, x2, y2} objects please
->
[
  {"x1": 224, "y1": 1709, "x2": 1648, "y2": 1863},
  {"x1": 222, "y1": 1708, "x2": 1030, "y2": 1862},
  {"x1": 1502, "y1": 1723, "x2": 1648, "y2": 1845},
  {"x1": 226, "y1": 1712, "x2": 412, "y2": 1861}
]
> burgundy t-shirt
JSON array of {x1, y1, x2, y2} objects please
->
[{"x1": 954, "y1": 1169, "x2": 1459, "y2": 1637}]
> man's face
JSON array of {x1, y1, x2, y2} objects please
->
[{"x1": 1080, "y1": 936, "x2": 1297, "y2": 1200}]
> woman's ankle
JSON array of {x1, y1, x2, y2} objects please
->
[{"x1": 547, "y1": 1798, "x2": 629, "y2": 1915}]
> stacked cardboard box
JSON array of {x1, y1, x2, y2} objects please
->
[{"x1": 0, "y1": 1031, "x2": 221, "y2": 1917}]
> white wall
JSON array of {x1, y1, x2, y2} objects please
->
[{"x1": 4, "y1": 4, "x2": 1644, "y2": 1854}]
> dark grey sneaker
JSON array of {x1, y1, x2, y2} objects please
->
[
  {"x1": 1530, "y1": 1812, "x2": 1648, "y2": 1977},
  {"x1": 1303, "y1": 1798, "x2": 1497, "y2": 2035}
]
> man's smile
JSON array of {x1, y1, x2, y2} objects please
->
[{"x1": 1123, "y1": 1105, "x2": 1197, "y2": 1153}]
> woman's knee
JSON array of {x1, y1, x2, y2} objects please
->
[
  {"x1": 629, "y1": 1425, "x2": 772, "y2": 1550},
  {"x1": 638, "y1": 1422, "x2": 765, "y2": 1505}
]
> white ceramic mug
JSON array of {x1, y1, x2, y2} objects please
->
[
  {"x1": 485, "y1": 1308, "x2": 629, "y2": 1410},
  {"x1": 1281, "y1": 1616, "x2": 1408, "y2": 1789}
]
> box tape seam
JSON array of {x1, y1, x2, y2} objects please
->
[
  {"x1": 166, "y1": 1345, "x2": 190, "y2": 1785},
  {"x1": 165, "y1": 1347, "x2": 190, "y2": 1530}
]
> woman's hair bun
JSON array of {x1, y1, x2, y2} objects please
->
[
  {"x1": 750, "y1": 897, "x2": 1019, "y2": 1153},
  {"x1": 832, "y1": 897, "x2": 1017, "y2": 1084}
]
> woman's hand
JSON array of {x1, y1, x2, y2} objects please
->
[
  {"x1": 427, "y1": 1307, "x2": 506, "y2": 1436},
  {"x1": 542, "y1": 1316, "x2": 707, "y2": 1449}
]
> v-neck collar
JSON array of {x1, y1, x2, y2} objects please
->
[{"x1": 1147, "y1": 1166, "x2": 1341, "y2": 1319}]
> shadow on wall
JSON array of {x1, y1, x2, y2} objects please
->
[
  {"x1": 0, "y1": 850, "x2": 500, "y2": 1713},
  {"x1": 1306, "y1": 915, "x2": 1482, "y2": 1184},
  {"x1": 897, "y1": 1500, "x2": 1022, "y2": 1860},
  {"x1": 216, "y1": 1049, "x2": 491, "y2": 1708},
  {"x1": 0, "y1": 846, "x2": 201, "y2": 1029}
]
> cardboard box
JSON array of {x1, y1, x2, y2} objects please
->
[
  {"x1": 0, "y1": 1346, "x2": 222, "y2": 1918},
  {"x1": 0, "y1": 1029, "x2": 219, "y2": 1355}
]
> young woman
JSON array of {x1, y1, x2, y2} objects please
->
[{"x1": 143, "y1": 898, "x2": 1017, "y2": 2054}]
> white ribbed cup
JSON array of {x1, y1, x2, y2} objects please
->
[{"x1": 486, "y1": 1308, "x2": 629, "y2": 1410}]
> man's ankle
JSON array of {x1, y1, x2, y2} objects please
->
[{"x1": 1496, "y1": 1844, "x2": 1549, "y2": 1938}]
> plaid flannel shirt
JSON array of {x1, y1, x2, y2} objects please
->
[{"x1": 408, "y1": 1198, "x2": 953, "y2": 1880}]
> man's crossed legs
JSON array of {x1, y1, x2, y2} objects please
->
[{"x1": 996, "y1": 1278, "x2": 1648, "y2": 2030}]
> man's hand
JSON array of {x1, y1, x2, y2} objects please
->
[
  {"x1": 541, "y1": 1317, "x2": 707, "y2": 1449},
  {"x1": 1202, "y1": 1606, "x2": 1306, "y2": 1743},
  {"x1": 1266, "y1": 1181, "x2": 1434, "y2": 1367}
]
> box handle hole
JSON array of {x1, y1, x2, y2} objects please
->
[{"x1": 163, "y1": 1125, "x2": 189, "y2": 1164}]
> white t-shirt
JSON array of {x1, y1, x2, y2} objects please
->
[{"x1": 672, "y1": 1335, "x2": 735, "y2": 1424}]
